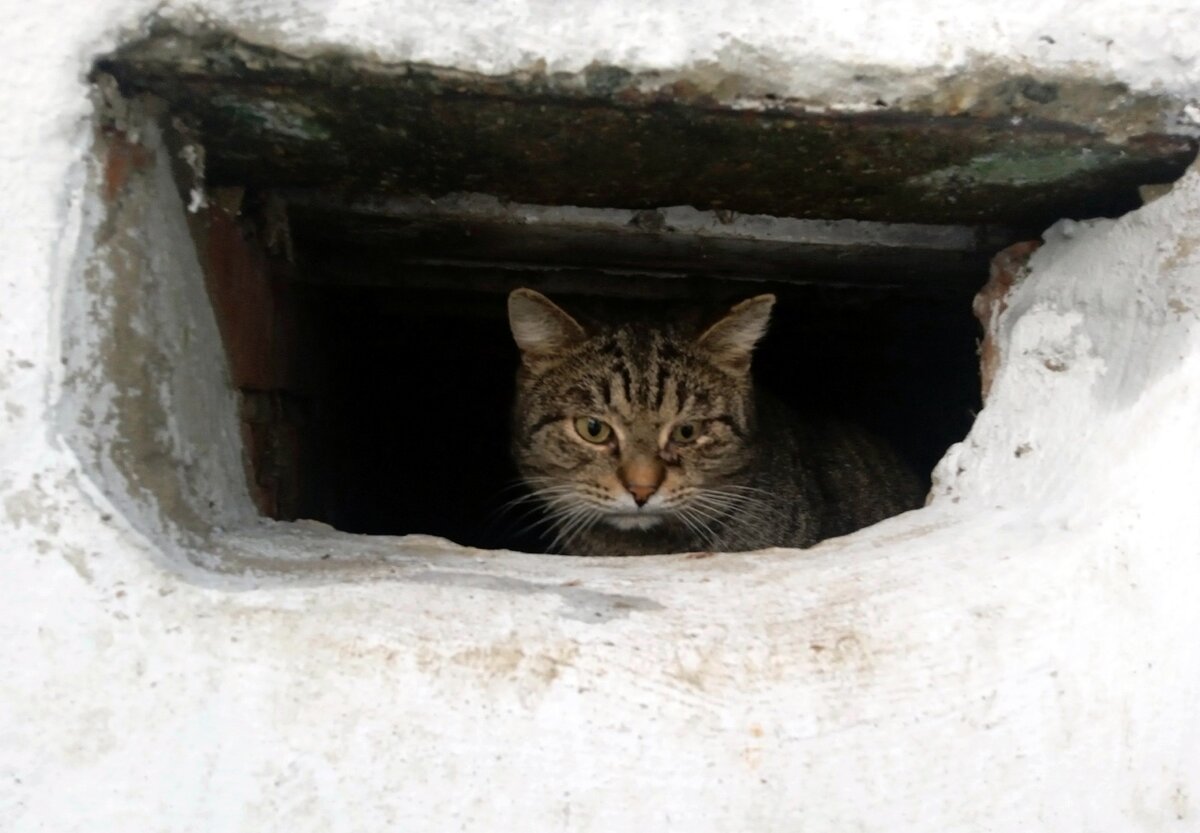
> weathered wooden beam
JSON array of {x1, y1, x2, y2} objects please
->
[
  {"x1": 95, "y1": 27, "x2": 1197, "y2": 228},
  {"x1": 285, "y1": 193, "x2": 1017, "y2": 293}
]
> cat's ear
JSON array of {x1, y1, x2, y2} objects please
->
[
  {"x1": 508, "y1": 288, "x2": 587, "y2": 367},
  {"x1": 696, "y1": 294, "x2": 775, "y2": 373}
]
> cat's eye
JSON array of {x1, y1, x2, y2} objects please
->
[
  {"x1": 670, "y1": 422, "x2": 699, "y2": 443},
  {"x1": 574, "y1": 416, "x2": 613, "y2": 444}
]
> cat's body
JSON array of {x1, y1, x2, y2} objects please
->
[{"x1": 507, "y1": 289, "x2": 922, "y2": 555}]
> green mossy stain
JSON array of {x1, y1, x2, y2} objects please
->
[
  {"x1": 915, "y1": 148, "x2": 1108, "y2": 188},
  {"x1": 211, "y1": 94, "x2": 332, "y2": 142}
]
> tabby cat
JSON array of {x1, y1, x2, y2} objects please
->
[{"x1": 507, "y1": 288, "x2": 922, "y2": 555}]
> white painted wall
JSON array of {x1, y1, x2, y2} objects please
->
[{"x1": 3, "y1": 1, "x2": 1200, "y2": 830}]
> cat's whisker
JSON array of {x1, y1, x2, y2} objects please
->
[
  {"x1": 558, "y1": 512, "x2": 604, "y2": 553},
  {"x1": 665, "y1": 494, "x2": 732, "y2": 533},
  {"x1": 520, "y1": 507, "x2": 575, "y2": 536},
  {"x1": 547, "y1": 504, "x2": 604, "y2": 553},
  {"x1": 482, "y1": 481, "x2": 562, "y2": 537},
  {"x1": 498, "y1": 485, "x2": 576, "y2": 508},
  {"x1": 673, "y1": 508, "x2": 713, "y2": 548},
  {"x1": 688, "y1": 488, "x2": 783, "y2": 522},
  {"x1": 711, "y1": 483, "x2": 776, "y2": 496},
  {"x1": 488, "y1": 486, "x2": 580, "y2": 531},
  {"x1": 494, "y1": 487, "x2": 573, "y2": 511},
  {"x1": 502, "y1": 489, "x2": 599, "y2": 548},
  {"x1": 677, "y1": 490, "x2": 786, "y2": 543},
  {"x1": 490, "y1": 476, "x2": 566, "y2": 503},
  {"x1": 677, "y1": 494, "x2": 745, "y2": 520},
  {"x1": 675, "y1": 506, "x2": 720, "y2": 550},
  {"x1": 539, "y1": 509, "x2": 576, "y2": 551},
  {"x1": 690, "y1": 494, "x2": 782, "y2": 524},
  {"x1": 687, "y1": 500, "x2": 772, "y2": 526},
  {"x1": 494, "y1": 479, "x2": 543, "y2": 496}
]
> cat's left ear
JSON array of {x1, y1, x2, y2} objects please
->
[
  {"x1": 508, "y1": 288, "x2": 587, "y2": 368},
  {"x1": 696, "y1": 294, "x2": 775, "y2": 373}
]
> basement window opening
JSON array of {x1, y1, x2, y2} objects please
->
[{"x1": 92, "y1": 30, "x2": 1198, "y2": 554}]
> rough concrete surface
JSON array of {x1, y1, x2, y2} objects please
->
[{"x1": 3, "y1": 2, "x2": 1200, "y2": 831}]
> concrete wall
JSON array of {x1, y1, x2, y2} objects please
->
[{"x1": 3, "y1": 2, "x2": 1200, "y2": 830}]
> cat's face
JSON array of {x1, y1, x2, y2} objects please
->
[{"x1": 507, "y1": 289, "x2": 774, "y2": 550}]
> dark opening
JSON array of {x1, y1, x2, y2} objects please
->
[
  {"x1": 313, "y1": 277, "x2": 978, "y2": 551},
  {"x1": 93, "y1": 27, "x2": 1197, "y2": 550},
  {"x1": 262, "y1": 196, "x2": 997, "y2": 551}
]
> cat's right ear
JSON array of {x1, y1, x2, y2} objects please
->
[
  {"x1": 696, "y1": 294, "x2": 776, "y2": 373},
  {"x1": 507, "y1": 289, "x2": 586, "y2": 369}
]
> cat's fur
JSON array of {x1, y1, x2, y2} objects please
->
[{"x1": 507, "y1": 288, "x2": 922, "y2": 555}]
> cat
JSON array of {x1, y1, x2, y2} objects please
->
[{"x1": 506, "y1": 288, "x2": 923, "y2": 555}]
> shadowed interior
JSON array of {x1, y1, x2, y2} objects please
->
[{"x1": 306, "y1": 278, "x2": 978, "y2": 551}]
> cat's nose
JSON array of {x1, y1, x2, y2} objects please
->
[
  {"x1": 627, "y1": 484, "x2": 657, "y2": 507},
  {"x1": 619, "y1": 459, "x2": 665, "y2": 507}
]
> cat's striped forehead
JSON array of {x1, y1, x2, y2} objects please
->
[{"x1": 529, "y1": 322, "x2": 742, "y2": 424}]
